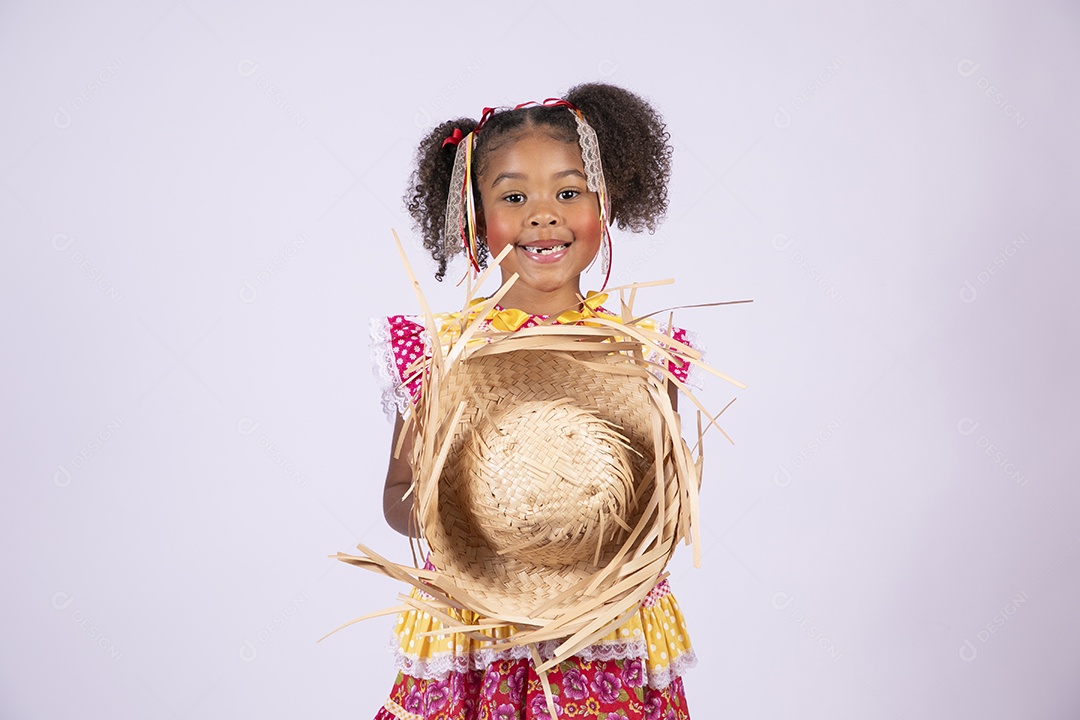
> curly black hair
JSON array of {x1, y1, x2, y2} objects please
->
[{"x1": 403, "y1": 82, "x2": 673, "y2": 281}]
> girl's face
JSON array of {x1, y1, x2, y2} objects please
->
[{"x1": 477, "y1": 131, "x2": 602, "y2": 314}]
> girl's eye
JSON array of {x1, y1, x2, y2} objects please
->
[
  {"x1": 504, "y1": 193, "x2": 525, "y2": 204},
  {"x1": 558, "y1": 189, "x2": 581, "y2": 200}
]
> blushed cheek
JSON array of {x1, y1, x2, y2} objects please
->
[
  {"x1": 578, "y1": 214, "x2": 603, "y2": 255},
  {"x1": 482, "y1": 218, "x2": 513, "y2": 257}
]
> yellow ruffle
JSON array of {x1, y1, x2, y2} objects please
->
[
  {"x1": 433, "y1": 292, "x2": 664, "y2": 344},
  {"x1": 391, "y1": 582, "x2": 693, "y2": 682}
]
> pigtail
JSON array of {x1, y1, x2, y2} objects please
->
[
  {"x1": 404, "y1": 118, "x2": 478, "y2": 281},
  {"x1": 564, "y1": 83, "x2": 673, "y2": 233}
]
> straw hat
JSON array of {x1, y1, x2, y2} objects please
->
[
  {"x1": 329, "y1": 238, "x2": 749, "y2": 676},
  {"x1": 381, "y1": 291, "x2": 721, "y2": 665},
  {"x1": 331, "y1": 312, "x2": 718, "y2": 674},
  {"x1": 423, "y1": 346, "x2": 664, "y2": 620},
  {"x1": 333, "y1": 316, "x2": 715, "y2": 665},
  {"x1": 324, "y1": 237, "x2": 751, "y2": 719}
]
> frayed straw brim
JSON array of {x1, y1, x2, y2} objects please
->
[{"x1": 323, "y1": 233, "x2": 747, "y2": 686}]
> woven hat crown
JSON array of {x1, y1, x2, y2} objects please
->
[
  {"x1": 461, "y1": 398, "x2": 637, "y2": 567},
  {"x1": 425, "y1": 347, "x2": 660, "y2": 618}
]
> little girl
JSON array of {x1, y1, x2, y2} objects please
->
[{"x1": 370, "y1": 82, "x2": 701, "y2": 719}]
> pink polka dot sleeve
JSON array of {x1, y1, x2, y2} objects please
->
[
  {"x1": 370, "y1": 314, "x2": 429, "y2": 420},
  {"x1": 656, "y1": 323, "x2": 705, "y2": 390}
]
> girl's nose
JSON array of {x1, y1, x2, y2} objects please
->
[{"x1": 528, "y1": 202, "x2": 559, "y2": 226}]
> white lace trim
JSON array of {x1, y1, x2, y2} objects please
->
[
  {"x1": 652, "y1": 323, "x2": 706, "y2": 391},
  {"x1": 442, "y1": 137, "x2": 471, "y2": 261},
  {"x1": 678, "y1": 326, "x2": 707, "y2": 391},
  {"x1": 574, "y1": 112, "x2": 607, "y2": 200},
  {"x1": 388, "y1": 633, "x2": 692, "y2": 689},
  {"x1": 577, "y1": 639, "x2": 648, "y2": 663},
  {"x1": 369, "y1": 317, "x2": 412, "y2": 421},
  {"x1": 648, "y1": 648, "x2": 698, "y2": 690}
]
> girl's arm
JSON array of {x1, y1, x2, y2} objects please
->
[{"x1": 382, "y1": 413, "x2": 417, "y2": 536}]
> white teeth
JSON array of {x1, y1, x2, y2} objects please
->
[{"x1": 523, "y1": 243, "x2": 570, "y2": 255}]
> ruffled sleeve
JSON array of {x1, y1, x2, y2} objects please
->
[
  {"x1": 369, "y1": 314, "x2": 429, "y2": 421},
  {"x1": 657, "y1": 323, "x2": 706, "y2": 391}
]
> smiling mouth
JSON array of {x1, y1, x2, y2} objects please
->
[{"x1": 522, "y1": 243, "x2": 571, "y2": 256}]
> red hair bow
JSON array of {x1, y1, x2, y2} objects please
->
[{"x1": 441, "y1": 127, "x2": 464, "y2": 148}]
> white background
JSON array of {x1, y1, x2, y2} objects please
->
[{"x1": 3, "y1": 1, "x2": 1078, "y2": 718}]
